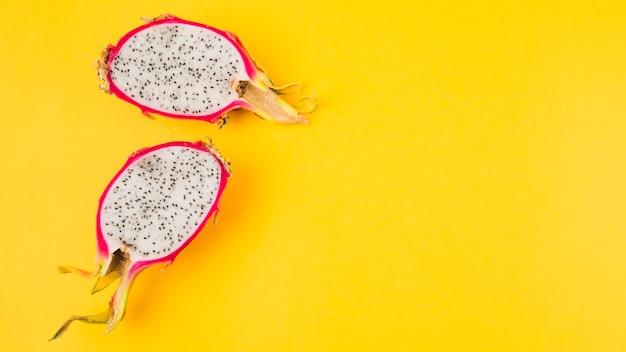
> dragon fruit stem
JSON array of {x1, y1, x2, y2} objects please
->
[
  {"x1": 50, "y1": 247, "x2": 137, "y2": 339},
  {"x1": 234, "y1": 79, "x2": 316, "y2": 124},
  {"x1": 57, "y1": 264, "x2": 100, "y2": 279},
  {"x1": 49, "y1": 306, "x2": 112, "y2": 341},
  {"x1": 105, "y1": 264, "x2": 142, "y2": 334}
]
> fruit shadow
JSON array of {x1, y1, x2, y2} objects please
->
[{"x1": 125, "y1": 147, "x2": 273, "y2": 323}]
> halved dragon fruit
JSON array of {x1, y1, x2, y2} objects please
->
[
  {"x1": 50, "y1": 140, "x2": 231, "y2": 340},
  {"x1": 96, "y1": 14, "x2": 317, "y2": 126}
]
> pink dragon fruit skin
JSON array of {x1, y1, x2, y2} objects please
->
[
  {"x1": 96, "y1": 15, "x2": 317, "y2": 126},
  {"x1": 50, "y1": 140, "x2": 231, "y2": 340}
]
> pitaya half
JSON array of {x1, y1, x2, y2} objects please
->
[
  {"x1": 96, "y1": 14, "x2": 317, "y2": 126},
  {"x1": 50, "y1": 140, "x2": 231, "y2": 340}
]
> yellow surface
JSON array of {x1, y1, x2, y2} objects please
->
[{"x1": 2, "y1": 1, "x2": 626, "y2": 350}]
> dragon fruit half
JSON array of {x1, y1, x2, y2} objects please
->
[
  {"x1": 96, "y1": 14, "x2": 317, "y2": 126},
  {"x1": 50, "y1": 140, "x2": 231, "y2": 340}
]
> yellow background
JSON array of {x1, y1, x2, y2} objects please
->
[{"x1": 2, "y1": 0, "x2": 626, "y2": 351}]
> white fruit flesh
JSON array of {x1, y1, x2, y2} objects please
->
[
  {"x1": 100, "y1": 146, "x2": 222, "y2": 262},
  {"x1": 109, "y1": 23, "x2": 247, "y2": 116}
]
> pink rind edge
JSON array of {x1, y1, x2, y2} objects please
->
[
  {"x1": 95, "y1": 140, "x2": 231, "y2": 269},
  {"x1": 105, "y1": 15, "x2": 258, "y2": 123}
]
